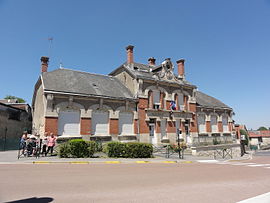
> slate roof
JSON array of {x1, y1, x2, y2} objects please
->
[
  {"x1": 110, "y1": 62, "x2": 196, "y2": 87},
  {"x1": 41, "y1": 68, "x2": 134, "y2": 100},
  {"x1": 196, "y1": 91, "x2": 232, "y2": 109}
]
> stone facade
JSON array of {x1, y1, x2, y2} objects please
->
[{"x1": 0, "y1": 103, "x2": 32, "y2": 150}]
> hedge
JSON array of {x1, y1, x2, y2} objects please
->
[
  {"x1": 58, "y1": 139, "x2": 96, "y2": 158},
  {"x1": 103, "y1": 142, "x2": 153, "y2": 158}
]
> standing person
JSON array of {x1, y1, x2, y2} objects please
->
[
  {"x1": 240, "y1": 134, "x2": 246, "y2": 156},
  {"x1": 41, "y1": 132, "x2": 48, "y2": 156},
  {"x1": 46, "y1": 133, "x2": 56, "y2": 156},
  {"x1": 20, "y1": 131, "x2": 28, "y2": 156}
]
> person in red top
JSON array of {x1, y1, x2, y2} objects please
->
[{"x1": 46, "y1": 133, "x2": 56, "y2": 156}]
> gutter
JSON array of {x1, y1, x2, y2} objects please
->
[{"x1": 44, "y1": 90, "x2": 138, "y2": 102}]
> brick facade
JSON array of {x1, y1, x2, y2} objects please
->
[
  {"x1": 134, "y1": 119, "x2": 138, "y2": 134},
  {"x1": 45, "y1": 117, "x2": 58, "y2": 135},
  {"x1": 218, "y1": 121, "x2": 223, "y2": 132},
  {"x1": 109, "y1": 119, "x2": 118, "y2": 135},
  {"x1": 81, "y1": 118, "x2": 91, "y2": 135},
  {"x1": 138, "y1": 98, "x2": 149, "y2": 134},
  {"x1": 206, "y1": 121, "x2": 211, "y2": 132}
]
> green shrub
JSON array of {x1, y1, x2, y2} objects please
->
[
  {"x1": 87, "y1": 141, "x2": 96, "y2": 157},
  {"x1": 103, "y1": 142, "x2": 153, "y2": 158},
  {"x1": 95, "y1": 141, "x2": 103, "y2": 152},
  {"x1": 69, "y1": 139, "x2": 90, "y2": 158},
  {"x1": 59, "y1": 143, "x2": 71, "y2": 158},
  {"x1": 58, "y1": 139, "x2": 96, "y2": 158}
]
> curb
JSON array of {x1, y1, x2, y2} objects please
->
[{"x1": 32, "y1": 160, "x2": 194, "y2": 164}]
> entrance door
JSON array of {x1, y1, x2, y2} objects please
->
[{"x1": 58, "y1": 111, "x2": 80, "y2": 136}]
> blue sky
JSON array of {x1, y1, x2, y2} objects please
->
[{"x1": 0, "y1": 0, "x2": 269, "y2": 129}]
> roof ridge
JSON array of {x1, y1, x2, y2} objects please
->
[{"x1": 51, "y1": 68, "x2": 115, "y2": 79}]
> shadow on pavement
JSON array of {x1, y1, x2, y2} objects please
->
[{"x1": 5, "y1": 197, "x2": 53, "y2": 203}]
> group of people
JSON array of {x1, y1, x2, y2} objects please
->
[{"x1": 20, "y1": 131, "x2": 56, "y2": 157}]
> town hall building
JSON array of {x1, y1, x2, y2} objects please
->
[{"x1": 32, "y1": 45, "x2": 234, "y2": 146}]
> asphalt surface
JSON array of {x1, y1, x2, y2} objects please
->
[{"x1": 1, "y1": 154, "x2": 270, "y2": 203}]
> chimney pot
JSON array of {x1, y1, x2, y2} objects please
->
[
  {"x1": 148, "y1": 57, "x2": 156, "y2": 66},
  {"x1": 126, "y1": 45, "x2": 134, "y2": 64},
  {"x1": 41, "y1": 56, "x2": 49, "y2": 72},
  {"x1": 176, "y1": 59, "x2": 185, "y2": 79}
]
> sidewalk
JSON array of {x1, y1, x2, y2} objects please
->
[{"x1": 0, "y1": 150, "x2": 252, "y2": 164}]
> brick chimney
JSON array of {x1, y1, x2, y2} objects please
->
[
  {"x1": 148, "y1": 57, "x2": 156, "y2": 66},
  {"x1": 176, "y1": 59, "x2": 185, "y2": 79},
  {"x1": 126, "y1": 45, "x2": 134, "y2": 64},
  {"x1": 41, "y1": 56, "x2": 49, "y2": 72}
]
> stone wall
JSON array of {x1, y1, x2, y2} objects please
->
[{"x1": 0, "y1": 107, "x2": 32, "y2": 151}]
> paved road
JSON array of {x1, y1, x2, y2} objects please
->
[
  {"x1": 1, "y1": 155, "x2": 270, "y2": 203},
  {"x1": 254, "y1": 150, "x2": 270, "y2": 156}
]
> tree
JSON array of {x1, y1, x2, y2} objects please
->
[
  {"x1": 4, "y1": 95, "x2": 26, "y2": 103},
  {"x1": 257, "y1": 126, "x2": 268, "y2": 131}
]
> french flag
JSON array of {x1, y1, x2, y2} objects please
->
[{"x1": 170, "y1": 101, "x2": 176, "y2": 110}]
